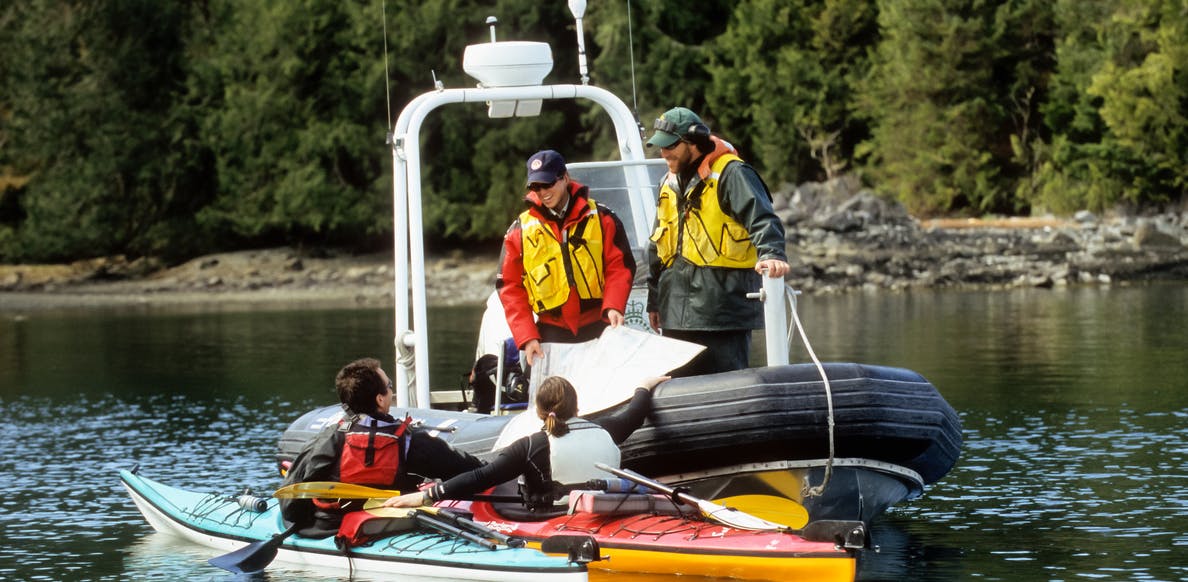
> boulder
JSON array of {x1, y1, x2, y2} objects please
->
[{"x1": 1133, "y1": 223, "x2": 1182, "y2": 249}]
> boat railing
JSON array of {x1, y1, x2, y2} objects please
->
[{"x1": 391, "y1": 83, "x2": 653, "y2": 409}]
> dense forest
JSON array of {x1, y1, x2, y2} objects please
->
[{"x1": 1, "y1": 0, "x2": 1185, "y2": 264}]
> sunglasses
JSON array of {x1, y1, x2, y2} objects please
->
[
  {"x1": 527, "y1": 178, "x2": 559, "y2": 192},
  {"x1": 659, "y1": 140, "x2": 687, "y2": 152}
]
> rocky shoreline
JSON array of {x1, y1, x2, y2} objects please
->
[
  {"x1": 0, "y1": 248, "x2": 499, "y2": 311},
  {"x1": 2, "y1": 178, "x2": 1186, "y2": 312},
  {"x1": 776, "y1": 177, "x2": 1188, "y2": 293}
]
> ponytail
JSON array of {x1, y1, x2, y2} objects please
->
[{"x1": 536, "y1": 377, "x2": 579, "y2": 437}]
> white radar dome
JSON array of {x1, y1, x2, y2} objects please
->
[{"x1": 463, "y1": 41, "x2": 553, "y2": 87}]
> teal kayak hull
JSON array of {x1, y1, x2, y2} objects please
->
[{"x1": 119, "y1": 469, "x2": 586, "y2": 581}]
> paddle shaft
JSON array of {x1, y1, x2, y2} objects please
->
[
  {"x1": 594, "y1": 463, "x2": 688, "y2": 503},
  {"x1": 593, "y1": 463, "x2": 788, "y2": 532},
  {"x1": 361, "y1": 500, "x2": 525, "y2": 548},
  {"x1": 434, "y1": 508, "x2": 525, "y2": 548},
  {"x1": 273, "y1": 481, "x2": 520, "y2": 503},
  {"x1": 414, "y1": 511, "x2": 497, "y2": 550}
]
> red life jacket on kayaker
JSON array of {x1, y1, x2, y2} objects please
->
[{"x1": 338, "y1": 415, "x2": 412, "y2": 487}]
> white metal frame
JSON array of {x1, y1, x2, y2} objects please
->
[{"x1": 390, "y1": 84, "x2": 654, "y2": 408}]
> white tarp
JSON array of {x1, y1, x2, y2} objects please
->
[{"x1": 491, "y1": 326, "x2": 703, "y2": 450}]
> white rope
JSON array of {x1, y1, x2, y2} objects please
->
[
  {"x1": 785, "y1": 284, "x2": 836, "y2": 497},
  {"x1": 397, "y1": 332, "x2": 417, "y2": 402}
]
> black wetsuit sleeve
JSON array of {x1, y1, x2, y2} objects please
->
[
  {"x1": 398, "y1": 430, "x2": 485, "y2": 491},
  {"x1": 593, "y1": 387, "x2": 653, "y2": 444},
  {"x1": 279, "y1": 426, "x2": 343, "y2": 526},
  {"x1": 434, "y1": 434, "x2": 536, "y2": 500}
]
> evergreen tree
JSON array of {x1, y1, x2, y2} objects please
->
[
  {"x1": 588, "y1": 0, "x2": 727, "y2": 139},
  {"x1": 1035, "y1": 0, "x2": 1133, "y2": 211},
  {"x1": 0, "y1": 0, "x2": 199, "y2": 262},
  {"x1": 1086, "y1": 0, "x2": 1188, "y2": 203},
  {"x1": 707, "y1": 0, "x2": 877, "y2": 184},
  {"x1": 189, "y1": 0, "x2": 390, "y2": 247},
  {"x1": 857, "y1": 0, "x2": 1005, "y2": 215}
]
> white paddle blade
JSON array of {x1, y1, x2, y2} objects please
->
[{"x1": 698, "y1": 500, "x2": 788, "y2": 532}]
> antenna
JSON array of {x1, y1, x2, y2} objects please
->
[
  {"x1": 568, "y1": 0, "x2": 590, "y2": 85},
  {"x1": 626, "y1": 0, "x2": 641, "y2": 132},
  {"x1": 486, "y1": 15, "x2": 498, "y2": 43}
]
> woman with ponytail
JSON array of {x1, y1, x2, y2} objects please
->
[{"x1": 383, "y1": 375, "x2": 667, "y2": 514}]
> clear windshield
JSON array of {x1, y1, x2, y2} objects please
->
[{"x1": 567, "y1": 159, "x2": 667, "y2": 283}]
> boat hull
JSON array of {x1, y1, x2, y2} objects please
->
[{"x1": 119, "y1": 469, "x2": 586, "y2": 581}]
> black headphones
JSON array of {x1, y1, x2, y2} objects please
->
[{"x1": 686, "y1": 122, "x2": 711, "y2": 140}]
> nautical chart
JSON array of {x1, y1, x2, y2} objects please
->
[{"x1": 491, "y1": 326, "x2": 702, "y2": 450}]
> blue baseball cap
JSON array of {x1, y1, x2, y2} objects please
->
[{"x1": 526, "y1": 150, "x2": 567, "y2": 185}]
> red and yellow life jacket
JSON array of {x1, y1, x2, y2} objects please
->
[{"x1": 519, "y1": 198, "x2": 605, "y2": 312}]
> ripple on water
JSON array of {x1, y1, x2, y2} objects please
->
[{"x1": 0, "y1": 393, "x2": 297, "y2": 582}]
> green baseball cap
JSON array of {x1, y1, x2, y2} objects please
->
[{"x1": 646, "y1": 107, "x2": 705, "y2": 148}]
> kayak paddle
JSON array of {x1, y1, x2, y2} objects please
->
[
  {"x1": 361, "y1": 499, "x2": 526, "y2": 548},
  {"x1": 273, "y1": 480, "x2": 521, "y2": 503},
  {"x1": 272, "y1": 481, "x2": 400, "y2": 500},
  {"x1": 207, "y1": 522, "x2": 300, "y2": 574},
  {"x1": 409, "y1": 510, "x2": 498, "y2": 550},
  {"x1": 594, "y1": 463, "x2": 791, "y2": 532}
]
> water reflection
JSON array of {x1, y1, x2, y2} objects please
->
[{"x1": 1, "y1": 285, "x2": 1186, "y2": 580}]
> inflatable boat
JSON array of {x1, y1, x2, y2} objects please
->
[
  {"x1": 273, "y1": 6, "x2": 963, "y2": 556},
  {"x1": 277, "y1": 362, "x2": 962, "y2": 527}
]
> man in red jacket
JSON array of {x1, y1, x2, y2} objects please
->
[{"x1": 497, "y1": 150, "x2": 636, "y2": 366}]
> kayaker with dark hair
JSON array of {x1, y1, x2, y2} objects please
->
[
  {"x1": 280, "y1": 358, "x2": 483, "y2": 537},
  {"x1": 382, "y1": 375, "x2": 667, "y2": 513}
]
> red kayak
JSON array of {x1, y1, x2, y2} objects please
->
[{"x1": 438, "y1": 489, "x2": 858, "y2": 582}]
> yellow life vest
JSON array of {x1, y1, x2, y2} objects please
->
[
  {"x1": 650, "y1": 153, "x2": 758, "y2": 268},
  {"x1": 519, "y1": 199, "x2": 605, "y2": 312}
]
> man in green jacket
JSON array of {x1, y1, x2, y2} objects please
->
[{"x1": 645, "y1": 107, "x2": 789, "y2": 376}]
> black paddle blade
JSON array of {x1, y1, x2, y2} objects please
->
[
  {"x1": 207, "y1": 539, "x2": 280, "y2": 574},
  {"x1": 207, "y1": 523, "x2": 299, "y2": 574}
]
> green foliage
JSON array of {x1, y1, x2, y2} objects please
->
[
  {"x1": 1, "y1": 0, "x2": 1186, "y2": 264},
  {"x1": 1034, "y1": 0, "x2": 1188, "y2": 211},
  {"x1": 189, "y1": 0, "x2": 387, "y2": 247},
  {"x1": 0, "y1": 0, "x2": 201, "y2": 262},
  {"x1": 706, "y1": 0, "x2": 876, "y2": 184},
  {"x1": 858, "y1": 0, "x2": 1053, "y2": 215},
  {"x1": 1086, "y1": 0, "x2": 1188, "y2": 201}
]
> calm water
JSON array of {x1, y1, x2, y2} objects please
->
[{"x1": 1, "y1": 284, "x2": 1185, "y2": 581}]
